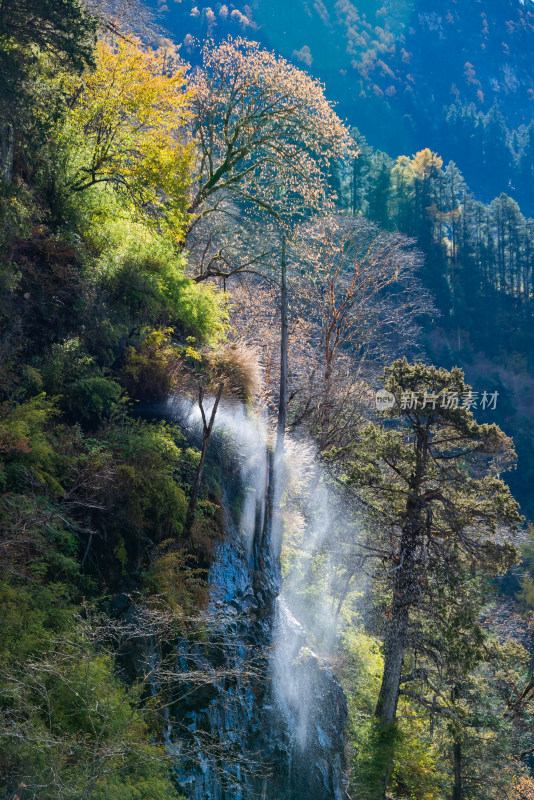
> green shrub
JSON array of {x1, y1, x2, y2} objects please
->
[
  {"x1": 64, "y1": 375, "x2": 122, "y2": 420},
  {"x1": 341, "y1": 628, "x2": 445, "y2": 800},
  {"x1": 103, "y1": 420, "x2": 197, "y2": 552},
  {"x1": 0, "y1": 624, "x2": 180, "y2": 800},
  {"x1": 0, "y1": 183, "x2": 34, "y2": 256},
  {"x1": 90, "y1": 215, "x2": 225, "y2": 341},
  {"x1": 0, "y1": 579, "x2": 74, "y2": 662},
  {"x1": 40, "y1": 338, "x2": 123, "y2": 423},
  {"x1": 120, "y1": 327, "x2": 182, "y2": 401},
  {"x1": 144, "y1": 543, "x2": 207, "y2": 613},
  {"x1": 0, "y1": 394, "x2": 61, "y2": 493}
]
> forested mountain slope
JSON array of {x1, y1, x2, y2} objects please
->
[
  {"x1": 164, "y1": 0, "x2": 534, "y2": 212},
  {"x1": 2, "y1": 3, "x2": 534, "y2": 799},
  {"x1": 160, "y1": 0, "x2": 534, "y2": 520}
]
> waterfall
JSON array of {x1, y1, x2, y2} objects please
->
[{"x1": 156, "y1": 395, "x2": 349, "y2": 799}]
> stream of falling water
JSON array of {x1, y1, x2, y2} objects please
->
[
  {"x1": 166, "y1": 395, "x2": 269, "y2": 555},
  {"x1": 161, "y1": 395, "x2": 350, "y2": 799}
]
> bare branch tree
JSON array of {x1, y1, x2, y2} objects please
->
[
  {"x1": 183, "y1": 382, "x2": 224, "y2": 538},
  {"x1": 290, "y1": 214, "x2": 433, "y2": 448}
]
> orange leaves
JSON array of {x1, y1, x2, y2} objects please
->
[{"x1": 512, "y1": 773, "x2": 534, "y2": 799}]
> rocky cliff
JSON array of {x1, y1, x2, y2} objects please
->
[{"x1": 160, "y1": 399, "x2": 349, "y2": 800}]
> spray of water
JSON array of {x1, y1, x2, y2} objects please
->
[
  {"x1": 166, "y1": 393, "x2": 363, "y2": 763},
  {"x1": 165, "y1": 395, "x2": 269, "y2": 555},
  {"x1": 270, "y1": 434, "x2": 368, "y2": 765}
]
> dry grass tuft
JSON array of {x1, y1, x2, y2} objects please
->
[{"x1": 207, "y1": 341, "x2": 262, "y2": 402}]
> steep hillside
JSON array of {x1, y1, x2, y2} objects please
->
[
  {"x1": 3, "y1": 8, "x2": 534, "y2": 799},
  {"x1": 164, "y1": 0, "x2": 534, "y2": 209}
]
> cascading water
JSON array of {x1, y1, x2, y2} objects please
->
[{"x1": 157, "y1": 395, "x2": 349, "y2": 799}]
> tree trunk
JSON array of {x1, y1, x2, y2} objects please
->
[
  {"x1": 352, "y1": 157, "x2": 358, "y2": 215},
  {"x1": 376, "y1": 515, "x2": 420, "y2": 725},
  {"x1": 183, "y1": 383, "x2": 223, "y2": 538},
  {"x1": 1, "y1": 123, "x2": 14, "y2": 184},
  {"x1": 452, "y1": 738, "x2": 462, "y2": 800},
  {"x1": 255, "y1": 446, "x2": 273, "y2": 572},
  {"x1": 276, "y1": 233, "x2": 288, "y2": 458},
  {"x1": 374, "y1": 504, "x2": 421, "y2": 797},
  {"x1": 260, "y1": 234, "x2": 287, "y2": 570},
  {"x1": 320, "y1": 356, "x2": 333, "y2": 450},
  {"x1": 371, "y1": 598, "x2": 408, "y2": 800},
  {"x1": 375, "y1": 606, "x2": 409, "y2": 724}
]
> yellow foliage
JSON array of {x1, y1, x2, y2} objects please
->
[
  {"x1": 60, "y1": 37, "x2": 193, "y2": 242},
  {"x1": 393, "y1": 701, "x2": 445, "y2": 800},
  {"x1": 121, "y1": 328, "x2": 182, "y2": 401},
  {"x1": 392, "y1": 154, "x2": 416, "y2": 180},
  {"x1": 392, "y1": 149, "x2": 444, "y2": 187},
  {"x1": 412, "y1": 147, "x2": 443, "y2": 179},
  {"x1": 512, "y1": 774, "x2": 534, "y2": 799},
  {"x1": 411, "y1": 148, "x2": 444, "y2": 179}
]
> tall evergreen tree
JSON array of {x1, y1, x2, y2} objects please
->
[
  {"x1": 367, "y1": 152, "x2": 393, "y2": 229},
  {"x1": 337, "y1": 359, "x2": 522, "y2": 797},
  {"x1": 0, "y1": 0, "x2": 96, "y2": 182}
]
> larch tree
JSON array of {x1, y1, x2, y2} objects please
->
[{"x1": 335, "y1": 359, "x2": 522, "y2": 798}]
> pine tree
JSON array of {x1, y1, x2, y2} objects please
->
[{"x1": 337, "y1": 359, "x2": 522, "y2": 797}]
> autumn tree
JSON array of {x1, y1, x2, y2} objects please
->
[
  {"x1": 54, "y1": 37, "x2": 193, "y2": 236},
  {"x1": 183, "y1": 37, "x2": 357, "y2": 477},
  {"x1": 184, "y1": 196, "x2": 280, "y2": 288},
  {"x1": 222, "y1": 215, "x2": 429, "y2": 451},
  {"x1": 334, "y1": 359, "x2": 522, "y2": 797},
  {"x1": 390, "y1": 149, "x2": 444, "y2": 242},
  {"x1": 185, "y1": 36, "x2": 355, "y2": 281},
  {"x1": 290, "y1": 215, "x2": 430, "y2": 449}
]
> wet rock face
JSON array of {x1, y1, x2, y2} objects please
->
[
  {"x1": 287, "y1": 652, "x2": 349, "y2": 800},
  {"x1": 269, "y1": 601, "x2": 349, "y2": 800},
  {"x1": 152, "y1": 398, "x2": 349, "y2": 799},
  {"x1": 168, "y1": 513, "x2": 349, "y2": 800},
  {"x1": 167, "y1": 517, "x2": 271, "y2": 800}
]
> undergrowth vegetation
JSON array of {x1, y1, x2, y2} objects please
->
[{"x1": 0, "y1": 6, "x2": 229, "y2": 796}]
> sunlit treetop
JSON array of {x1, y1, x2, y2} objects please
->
[
  {"x1": 59, "y1": 37, "x2": 193, "y2": 240},
  {"x1": 188, "y1": 36, "x2": 356, "y2": 227}
]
